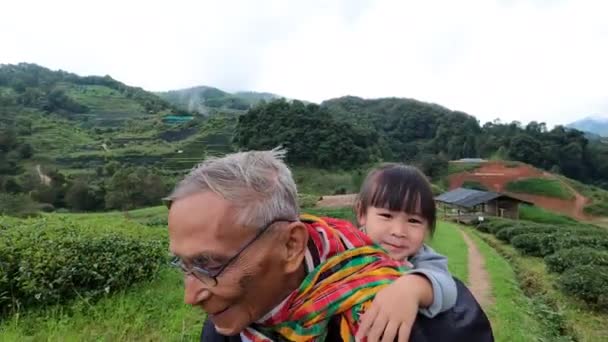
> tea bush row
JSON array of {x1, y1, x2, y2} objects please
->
[{"x1": 0, "y1": 215, "x2": 168, "y2": 316}]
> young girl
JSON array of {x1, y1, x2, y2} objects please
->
[{"x1": 354, "y1": 163, "x2": 457, "y2": 342}]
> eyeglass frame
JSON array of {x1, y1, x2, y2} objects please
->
[{"x1": 170, "y1": 218, "x2": 296, "y2": 286}]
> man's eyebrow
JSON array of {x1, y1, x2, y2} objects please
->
[{"x1": 189, "y1": 252, "x2": 231, "y2": 264}]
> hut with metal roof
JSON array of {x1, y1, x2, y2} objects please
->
[{"x1": 435, "y1": 187, "x2": 532, "y2": 222}]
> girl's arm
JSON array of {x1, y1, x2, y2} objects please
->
[
  {"x1": 408, "y1": 245, "x2": 457, "y2": 317},
  {"x1": 356, "y1": 246, "x2": 457, "y2": 342}
]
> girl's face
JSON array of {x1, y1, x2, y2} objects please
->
[{"x1": 358, "y1": 206, "x2": 429, "y2": 261}]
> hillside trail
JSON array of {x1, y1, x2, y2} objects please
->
[
  {"x1": 550, "y1": 175, "x2": 590, "y2": 221},
  {"x1": 460, "y1": 229, "x2": 494, "y2": 309},
  {"x1": 315, "y1": 194, "x2": 357, "y2": 208},
  {"x1": 36, "y1": 164, "x2": 51, "y2": 186}
]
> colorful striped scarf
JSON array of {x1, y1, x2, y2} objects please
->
[{"x1": 241, "y1": 214, "x2": 406, "y2": 342}]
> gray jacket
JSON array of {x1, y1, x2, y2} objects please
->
[{"x1": 408, "y1": 244, "x2": 458, "y2": 318}]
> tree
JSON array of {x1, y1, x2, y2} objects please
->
[
  {"x1": 105, "y1": 167, "x2": 168, "y2": 210},
  {"x1": 509, "y1": 134, "x2": 542, "y2": 166},
  {"x1": 17, "y1": 143, "x2": 33, "y2": 159},
  {"x1": 65, "y1": 180, "x2": 103, "y2": 211},
  {"x1": 416, "y1": 153, "x2": 449, "y2": 180}
]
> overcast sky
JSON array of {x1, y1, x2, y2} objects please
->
[{"x1": 2, "y1": 0, "x2": 607, "y2": 127}]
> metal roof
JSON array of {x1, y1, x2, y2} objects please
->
[{"x1": 435, "y1": 187, "x2": 529, "y2": 208}]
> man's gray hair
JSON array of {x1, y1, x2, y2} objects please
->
[{"x1": 166, "y1": 147, "x2": 300, "y2": 228}]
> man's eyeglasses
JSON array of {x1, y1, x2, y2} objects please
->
[{"x1": 170, "y1": 218, "x2": 295, "y2": 286}]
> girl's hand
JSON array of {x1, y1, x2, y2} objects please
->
[{"x1": 356, "y1": 274, "x2": 431, "y2": 342}]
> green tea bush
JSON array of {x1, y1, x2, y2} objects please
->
[
  {"x1": 476, "y1": 219, "x2": 513, "y2": 234},
  {"x1": 476, "y1": 221, "x2": 492, "y2": 233},
  {"x1": 487, "y1": 220, "x2": 516, "y2": 234},
  {"x1": 558, "y1": 265, "x2": 608, "y2": 310},
  {"x1": 545, "y1": 247, "x2": 608, "y2": 274},
  {"x1": 495, "y1": 226, "x2": 517, "y2": 241},
  {"x1": 0, "y1": 215, "x2": 167, "y2": 316},
  {"x1": 540, "y1": 233, "x2": 608, "y2": 257},
  {"x1": 494, "y1": 222, "x2": 546, "y2": 241},
  {"x1": 511, "y1": 233, "x2": 545, "y2": 256}
]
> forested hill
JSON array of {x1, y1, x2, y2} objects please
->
[
  {"x1": 237, "y1": 97, "x2": 608, "y2": 189},
  {"x1": 2, "y1": 63, "x2": 608, "y2": 216},
  {"x1": 0, "y1": 63, "x2": 188, "y2": 127},
  {"x1": 157, "y1": 86, "x2": 279, "y2": 114}
]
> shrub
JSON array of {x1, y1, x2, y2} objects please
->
[
  {"x1": 476, "y1": 221, "x2": 492, "y2": 233},
  {"x1": 545, "y1": 247, "x2": 608, "y2": 274},
  {"x1": 0, "y1": 216, "x2": 167, "y2": 316},
  {"x1": 0, "y1": 193, "x2": 39, "y2": 217},
  {"x1": 511, "y1": 233, "x2": 545, "y2": 256},
  {"x1": 142, "y1": 217, "x2": 168, "y2": 227},
  {"x1": 487, "y1": 220, "x2": 516, "y2": 234},
  {"x1": 495, "y1": 227, "x2": 516, "y2": 241},
  {"x1": 558, "y1": 265, "x2": 608, "y2": 310},
  {"x1": 551, "y1": 235, "x2": 608, "y2": 254},
  {"x1": 495, "y1": 223, "x2": 548, "y2": 242},
  {"x1": 298, "y1": 193, "x2": 319, "y2": 208}
]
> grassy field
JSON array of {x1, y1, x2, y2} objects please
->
[
  {"x1": 519, "y1": 204, "x2": 578, "y2": 225},
  {"x1": 475, "y1": 230, "x2": 608, "y2": 341},
  {"x1": 293, "y1": 167, "x2": 363, "y2": 195},
  {"x1": 447, "y1": 161, "x2": 482, "y2": 175},
  {"x1": 466, "y1": 229, "x2": 564, "y2": 342},
  {"x1": 505, "y1": 177, "x2": 575, "y2": 200},
  {"x1": 0, "y1": 268, "x2": 203, "y2": 341},
  {"x1": 561, "y1": 176, "x2": 608, "y2": 216}
]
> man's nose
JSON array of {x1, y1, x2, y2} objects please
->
[{"x1": 184, "y1": 275, "x2": 211, "y2": 305}]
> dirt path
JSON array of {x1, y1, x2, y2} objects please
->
[
  {"x1": 558, "y1": 179, "x2": 590, "y2": 220},
  {"x1": 315, "y1": 194, "x2": 357, "y2": 208},
  {"x1": 460, "y1": 230, "x2": 494, "y2": 308},
  {"x1": 36, "y1": 164, "x2": 51, "y2": 186}
]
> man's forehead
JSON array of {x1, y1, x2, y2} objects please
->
[{"x1": 167, "y1": 192, "x2": 246, "y2": 257}]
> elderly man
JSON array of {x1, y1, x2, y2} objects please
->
[{"x1": 167, "y1": 149, "x2": 493, "y2": 341}]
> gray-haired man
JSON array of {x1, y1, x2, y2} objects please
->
[{"x1": 166, "y1": 148, "x2": 493, "y2": 342}]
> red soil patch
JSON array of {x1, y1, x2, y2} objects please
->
[{"x1": 449, "y1": 162, "x2": 590, "y2": 220}]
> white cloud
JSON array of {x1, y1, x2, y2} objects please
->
[{"x1": 1, "y1": 0, "x2": 606, "y2": 127}]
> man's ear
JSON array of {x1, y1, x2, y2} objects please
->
[{"x1": 282, "y1": 221, "x2": 308, "y2": 274}]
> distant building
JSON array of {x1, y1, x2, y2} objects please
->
[{"x1": 435, "y1": 187, "x2": 532, "y2": 223}]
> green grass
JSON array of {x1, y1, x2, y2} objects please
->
[
  {"x1": 505, "y1": 178, "x2": 575, "y2": 200},
  {"x1": 293, "y1": 167, "x2": 362, "y2": 195},
  {"x1": 447, "y1": 161, "x2": 481, "y2": 175},
  {"x1": 475, "y1": 231, "x2": 608, "y2": 341},
  {"x1": 466, "y1": 229, "x2": 561, "y2": 341},
  {"x1": 0, "y1": 268, "x2": 203, "y2": 341},
  {"x1": 23, "y1": 111, "x2": 98, "y2": 156},
  {"x1": 461, "y1": 180, "x2": 488, "y2": 191},
  {"x1": 428, "y1": 222, "x2": 468, "y2": 281},
  {"x1": 556, "y1": 176, "x2": 608, "y2": 217},
  {"x1": 303, "y1": 207, "x2": 357, "y2": 222},
  {"x1": 66, "y1": 84, "x2": 146, "y2": 117},
  {"x1": 519, "y1": 204, "x2": 578, "y2": 225}
]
